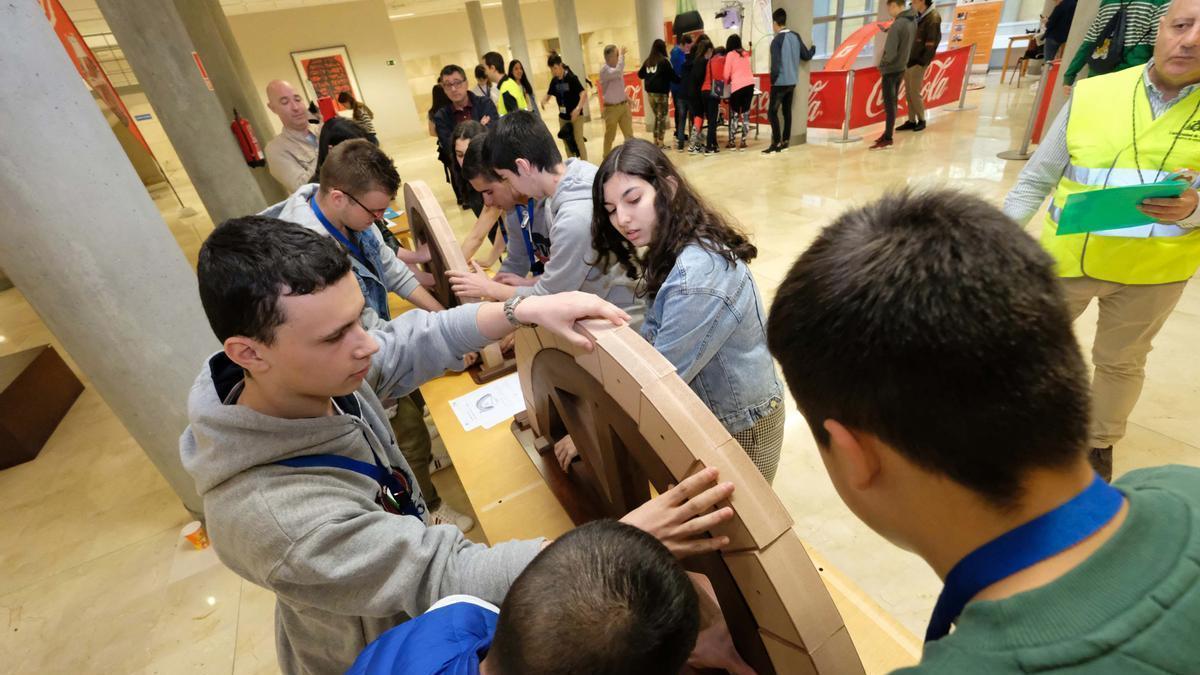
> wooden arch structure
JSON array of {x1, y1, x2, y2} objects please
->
[
  {"x1": 404, "y1": 180, "x2": 515, "y2": 382},
  {"x1": 514, "y1": 320, "x2": 865, "y2": 675}
]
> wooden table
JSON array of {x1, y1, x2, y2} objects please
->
[
  {"x1": 421, "y1": 369, "x2": 922, "y2": 673},
  {"x1": 1001, "y1": 34, "x2": 1035, "y2": 85}
]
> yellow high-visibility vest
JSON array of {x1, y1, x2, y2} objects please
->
[
  {"x1": 1041, "y1": 64, "x2": 1200, "y2": 284},
  {"x1": 497, "y1": 77, "x2": 528, "y2": 116}
]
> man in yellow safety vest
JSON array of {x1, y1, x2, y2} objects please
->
[{"x1": 1004, "y1": 0, "x2": 1200, "y2": 481}]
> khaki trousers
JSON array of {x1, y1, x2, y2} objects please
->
[
  {"x1": 602, "y1": 100, "x2": 634, "y2": 157},
  {"x1": 1062, "y1": 276, "x2": 1187, "y2": 448},
  {"x1": 904, "y1": 65, "x2": 926, "y2": 122},
  {"x1": 557, "y1": 115, "x2": 588, "y2": 161}
]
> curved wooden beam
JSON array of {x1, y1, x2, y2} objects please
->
[{"x1": 516, "y1": 321, "x2": 865, "y2": 675}]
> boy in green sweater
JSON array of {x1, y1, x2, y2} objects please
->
[
  {"x1": 1063, "y1": 0, "x2": 1171, "y2": 90},
  {"x1": 767, "y1": 188, "x2": 1200, "y2": 673}
]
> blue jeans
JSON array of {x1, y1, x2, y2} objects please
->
[{"x1": 673, "y1": 91, "x2": 689, "y2": 144}]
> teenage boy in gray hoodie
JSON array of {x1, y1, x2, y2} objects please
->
[
  {"x1": 181, "y1": 218, "x2": 736, "y2": 675},
  {"x1": 447, "y1": 111, "x2": 644, "y2": 326},
  {"x1": 872, "y1": 0, "x2": 918, "y2": 150}
]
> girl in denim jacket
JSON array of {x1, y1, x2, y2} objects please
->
[{"x1": 589, "y1": 138, "x2": 785, "y2": 482}]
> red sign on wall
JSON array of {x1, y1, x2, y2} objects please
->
[{"x1": 846, "y1": 46, "x2": 971, "y2": 128}]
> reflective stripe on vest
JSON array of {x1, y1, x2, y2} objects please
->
[{"x1": 1040, "y1": 65, "x2": 1200, "y2": 284}]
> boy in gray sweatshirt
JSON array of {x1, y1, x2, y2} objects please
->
[
  {"x1": 872, "y1": 0, "x2": 918, "y2": 150},
  {"x1": 180, "y1": 217, "x2": 734, "y2": 675},
  {"x1": 448, "y1": 111, "x2": 645, "y2": 328}
]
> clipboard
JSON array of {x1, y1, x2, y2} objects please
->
[{"x1": 1056, "y1": 180, "x2": 1189, "y2": 235}]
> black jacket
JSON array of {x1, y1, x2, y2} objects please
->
[
  {"x1": 638, "y1": 59, "x2": 680, "y2": 95},
  {"x1": 687, "y1": 54, "x2": 709, "y2": 103},
  {"x1": 1045, "y1": 0, "x2": 1077, "y2": 44},
  {"x1": 431, "y1": 92, "x2": 498, "y2": 157},
  {"x1": 908, "y1": 8, "x2": 943, "y2": 67}
]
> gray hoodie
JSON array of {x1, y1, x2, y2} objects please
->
[
  {"x1": 880, "y1": 9, "x2": 918, "y2": 74},
  {"x1": 513, "y1": 159, "x2": 642, "y2": 322},
  {"x1": 179, "y1": 306, "x2": 541, "y2": 675}
]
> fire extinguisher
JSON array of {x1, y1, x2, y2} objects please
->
[{"x1": 231, "y1": 108, "x2": 266, "y2": 167}]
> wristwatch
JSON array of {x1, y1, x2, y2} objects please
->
[{"x1": 503, "y1": 294, "x2": 536, "y2": 328}]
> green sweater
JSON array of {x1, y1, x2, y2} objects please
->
[
  {"x1": 896, "y1": 465, "x2": 1200, "y2": 674},
  {"x1": 1064, "y1": 0, "x2": 1170, "y2": 85}
]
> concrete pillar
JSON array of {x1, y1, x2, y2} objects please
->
[
  {"x1": 1042, "y1": 0, "x2": 1100, "y2": 139},
  {"x1": 176, "y1": 0, "x2": 287, "y2": 205},
  {"x1": 501, "y1": 0, "x2": 533, "y2": 77},
  {"x1": 554, "y1": 0, "x2": 587, "y2": 74},
  {"x1": 635, "y1": 0, "x2": 664, "y2": 129},
  {"x1": 0, "y1": 1, "x2": 216, "y2": 517},
  {"x1": 780, "y1": 0, "x2": 813, "y2": 145},
  {"x1": 467, "y1": 0, "x2": 490, "y2": 58},
  {"x1": 554, "y1": 0, "x2": 589, "y2": 118},
  {"x1": 95, "y1": 0, "x2": 268, "y2": 225}
]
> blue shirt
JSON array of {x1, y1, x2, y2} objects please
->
[
  {"x1": 641, "y1": 243, "x2": 783, "y2": 434},
  {"x1": 348, "y1": 599, "x2": 498, "y2": 675},
  {"x1": 670, "y1": 46, "x2": 687, "y2": 96}
]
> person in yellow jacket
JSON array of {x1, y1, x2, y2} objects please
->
[
  {"x1": 483, "y1": 51, "x2": 528, "y2": 116},
  {"x1": 1004, "y1": 0, "x2": 1200, "y2": 481}
]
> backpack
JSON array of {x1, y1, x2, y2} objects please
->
[
  {"x1": 1088, "y1": 5, "x2": 1127, "y2": 74},
  {"x1": 708, "y1": 58, "x2": 727, "y2": 98}
]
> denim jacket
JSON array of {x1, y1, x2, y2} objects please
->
[{"x1": 641, "y1": 243, "x2": 783, "y2": 434}]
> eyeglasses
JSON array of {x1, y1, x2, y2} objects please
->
[
  {"x1": 340, "y1": 190, "x2": 388, "y2": 219},
  {"x1": 441, "y1": 78, "x2": 467, "y2": 90}
]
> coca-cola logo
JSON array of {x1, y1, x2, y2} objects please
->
[
  {"x1": 920, "y1": 56, "x2": 956, "y2": 103},
  {"x1": 808, "y1": 77, "x2": 829, "y2": 122},
  {"x1": 625, "y1": 83, "x2": 643, "y2": 114}
]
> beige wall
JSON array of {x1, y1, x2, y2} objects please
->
[{"x1": 228, "y1": 0, "x2": 423, "y2": 143}]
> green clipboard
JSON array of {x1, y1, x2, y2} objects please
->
[{"x1": 1056, "y1": 180, "x2": 1189, "y2": 235}]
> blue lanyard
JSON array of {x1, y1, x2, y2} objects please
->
[
  {"x1": 925, "y1": 473, "x2": 1124, "y2": 642},
  {"x1": 513, "y1": 199, "x2": 541, "y2": 276},
  {"x1": 309, "y1": 195, "x2": 367, "y2": 263},
  {"x1": 277, "y1": 451, "x2": 421, "y2": 519}
]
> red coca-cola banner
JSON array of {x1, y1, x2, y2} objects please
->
[
  {"x1": 753, "y1": 45, "x2": 972, "y2": 133},
  {"x1": 1031, "y1": 59, "x2": 1062, "y2": 144},
  {"x1": 846, "y1": 46, "x2": 972, "y2": 128}
]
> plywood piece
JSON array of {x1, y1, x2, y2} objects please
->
[
  {"x1": 687, "y1": 438, "x2": 793, "y2": 550},
  {"x1": 574, "y1": 347, "x2": 604, "y2": 383},
  {"x1": 724, "y1": 531, "x2": 844, "y2": 651},
  {"x1": 810, "y1": 627, "x2": 865, "y2": 675},
  {"x1": 404, "y1": 180, "x2": 470, "y2": 307},
  {"x1": 514, "y1": 328, "x2": 543, "y2": 436},
  {"x1": 759, "y1": 630, "x2": 819, "y2": 675}
]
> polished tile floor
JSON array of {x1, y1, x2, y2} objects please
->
[{"x1": 2, "y1": 75, "x2": 1197, "y2": 673}]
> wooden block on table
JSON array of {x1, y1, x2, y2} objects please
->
[{"x1": 723, "y1": 530, "x2": 844, "y2": 651}]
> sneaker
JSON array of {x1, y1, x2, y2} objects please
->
[
  {"x1": 779, "y1": 141, "x2": 790, "y2": 152},
  {"x1": 429, "y1": 503, "x2": 475, "y2": 532},
  {"x1": 725, "y1": 139, "x2": 737, "y2": 149},
  {"x1": 914, "y1": 120, "x2": 927, "y2": 132},
  {"x1": 1088, "y1": 446, "x2": 1113, "y2": 482},
  {"x1": 761, "y1": 144, "x2": 780, "y2": 155},
  {"x1": 738, "y1": 140, "x2": 748, "y2": 151},
  {"x1": 896, "y1": 120, "x2": 918, "y2": 131},
  {"x1": 869, "y1": 137, "x2": 894, "y2": 150}
]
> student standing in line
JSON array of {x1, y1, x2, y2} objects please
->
[
  {"x1": 686, "y1": 35, "x2": 714, "y2": 154},
  {"x1": 723, "y1": 35, "x2": 755, "y2": 150},
  {"x1": 484, "y1": 51, "x2": 528, "y2": 116},
  {"x1": 587, "y1": 139, "x2": 786, "y2": 481},
  {"x1": 897, "y1": 0, "x2": 941, "y2": 133},
  {"x1": 452, "y1": 121, "x2": 507, "y2": 267},
  {"x1": 470, "y1": 64, "x2": 501, "y2": 108},
  {"x1": 670, "y1": 34, "x2": 694, "y2": 151},
  {"x1": 871, "y1": 0, "x2": 917, "y2": 150},
  {"x1": 337, "y1": 91, "x2": 378, "y2": 145},
  {"x1": 703, "y1": 46, "x2": 728, "y2": 153},
  {"x1": 508, "y1": 59, "x2": 541, "y2": 117},
  {"x1": 638, "y1": 39, "x2": 679, "y2": 148}
]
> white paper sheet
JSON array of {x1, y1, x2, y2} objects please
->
[{"x1": 449, "y1": 373, "x2": 527, "y2": 431}]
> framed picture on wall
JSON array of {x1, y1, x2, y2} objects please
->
[{"x1": 290, "y1": 45, "x2": 362, "y2": 110}]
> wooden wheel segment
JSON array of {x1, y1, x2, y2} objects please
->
[
  {"x1": 514, "y1": 321, "x2": 865, "y2": 675},
  {"x1": 403, "y1": 180, "x2": 513, "y2": 382}
]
